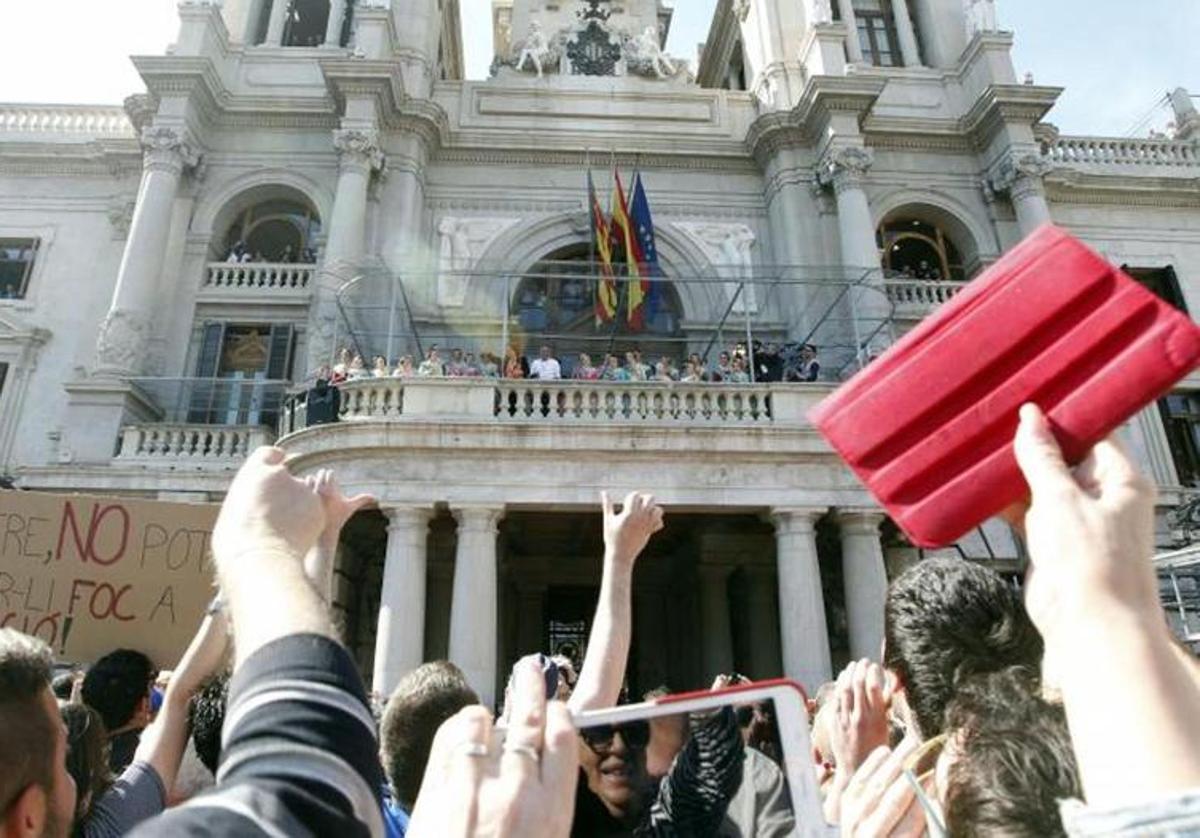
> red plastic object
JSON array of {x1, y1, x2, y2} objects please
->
[{"x1": 809, "y1": 224, "x2": 1200, "y2": 548}]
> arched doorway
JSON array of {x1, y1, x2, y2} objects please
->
[
  {"x1": 220, "y1": 195, "x2": 322, "y2": 263},
  {"x1": 876, "y1": 209, "x2": 979, "y2": 282},
  {"x1": 509, "y1": 244, "x2": 687, "y2": 375}
]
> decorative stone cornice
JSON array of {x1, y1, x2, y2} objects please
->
[
  {"x1": 816, "y1": 146, "x2": 873, "y2": 194},
  {"x1": 122, "y1": 94, "x2": 159, "y2": 135},
  {"x1": 333, "y1": 128, "x2": 385, "y2": 173},
  {"x1": 962, "y1": 84, "x2": 1063, "y2": 149},
  {"x1": 140, "y1": 125, "x2": 202, "y2": 175},
  {"x1": 746, "y1": 75, "x2": 885, "y2": 166}
]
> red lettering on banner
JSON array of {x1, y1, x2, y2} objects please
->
[{"x1": 55, "y1": 503, "x2": 131, "y2": 566}]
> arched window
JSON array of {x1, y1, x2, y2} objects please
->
[
  {"x1": 509, "y1": 244, "x2": 685, "y2": 373},
  {"x1": 222, "y1": 198, "x2": 322, "y2": 263},
  {"x1": 878, "y1": 218, "x2": 967, "y2": 281}
]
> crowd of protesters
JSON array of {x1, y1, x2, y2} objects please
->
[
  {"x1": 2, "y1": 404, "x2": 1199, "y2": 837},
  {"x1": 318, "y1": 341, "x2": 822, "y2": 387}
]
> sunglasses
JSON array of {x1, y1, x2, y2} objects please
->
[{"x1": 579, "y1": 720, "x2": 651, "y2": 752}]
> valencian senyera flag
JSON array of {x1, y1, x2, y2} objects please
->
[
  {"x1": 612, "y1": 171, "x2": 648, "y2": 330},
  {"x1": 589, "y1": 168, "x2": 618, "y2": 325},
  {"x1": 628, "y1": 173, "x2": 663, "y2": 326}
]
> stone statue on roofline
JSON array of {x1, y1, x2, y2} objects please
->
[
  {"x1": 624, "y1": 24, "x2": 685, "y2": 80},
  {"x1": 963, "y1": 0, "x2": 998, "y2": 39},
  {"x1": 515, "y1": 21, "x2": 555, "y2": 78}
]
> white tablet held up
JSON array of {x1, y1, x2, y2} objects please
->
[{"x1": 571, "y1": 679, "x2": 833, "y2": 838}]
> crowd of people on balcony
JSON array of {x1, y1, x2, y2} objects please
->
[
  {"x1": 224, "y1": 240, "x2": 317, "y2": 265},
  {"x1": 4, "y1": 407, "x2": 1198, "y2": 837},
  {"x1": 317, "y1": 342, "x2": 821, "y2": 386}
]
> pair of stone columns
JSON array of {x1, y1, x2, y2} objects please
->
[
  {"x1": 835, "y1": 0, "x2": 921, "y2": 67},
  {"x1": 373, "y1": 506, "x2": 504, "y2": 706},
  {"x1": 264, "y1": 0, "x2": 348, "y2": 47},
  {"x1": 771, "y1": 508, "x2": 887, "y2": 691}
]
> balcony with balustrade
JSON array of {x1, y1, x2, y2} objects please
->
[
  {"x1": 1041, "y1": 134, "x2": 1200, "y2": 177},
  {"x1": 198, "y1": 261, "x2": 316, "y2": 305}
]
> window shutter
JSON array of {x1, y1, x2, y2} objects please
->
[
  {"x1": 266, "y1": 324, "x2": 295, "y2": 381},
  {"x1": 194, "y1": 322, "x2": 225, "y2": 378}
]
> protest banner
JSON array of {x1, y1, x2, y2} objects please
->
[{"x1": 0, "y1": 490, "x2": 219, "y2": 667}]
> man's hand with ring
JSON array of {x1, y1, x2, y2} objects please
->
[{"x1": 408, "y1": 658, "x2": 578, "y2": 837}]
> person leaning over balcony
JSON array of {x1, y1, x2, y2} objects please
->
[
  {"x1": 372, "y1": 356, "x2": 389, "y2": 379},
  {"x1": 574, "y1": 353, "x2": 600, "y2": 380},
  {"x1": 709, "y1": 351, "x2": 733, "y2": 382},
  {"x1": 504, "y1": 346, "x2": 525, "y2": 379},
  {"x1": 790, "y1": 344, "x2": 820, "y2": 383},
  {"x1": 530, "y1": 345, "x2": 562, "y2": 380},
  {"x1": 727, "y1": 355, "x2": 751, "y2": 384},
  {"x1": 418, "y1": 347, "x2": 444, "y2": 378},
  {"x1": 478, "y1": 352, "x2": 500, "y2": 378},
  {"x1": 392, "y1": 356, "x2": 415, "y2": 378},
  {"x1": 602, "y1": 354, "x2": 629, "y2": 382},
  {"x1": 681, "y1": 360, "x2": 702, "y2": 383}
]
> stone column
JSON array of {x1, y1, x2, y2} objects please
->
[
  {"x1": 307, "y1": 128, "x2": 384, "y2": 372},
  {"x1": 448, "y1": 506, "x2": 504, "y2": 708},
  {"x1": 372, "y1": 506, "x2": 432, "y2": 697},
  {"x1": 743, "y1": 564, "x2": 783, "y2": 680},
  {"x1": 698, "y1": 564, "x2": 735, "y2": 678},
  {"x1": 835, "y1": 0, "x2": 864, "y2": 62},
  {"x1": 95, "y1": 126, "x2": 200, "y2": 376},
  {"x1": 837, "y1": 510, "x2": 889, "y2": 662},
  {"x1": 265, "y1": 0, "x2": 290, "y2": 45},
  {"x1": 771, "y1": 508, "x2": 832, "y2": 691},
  {"x1": 891, "y1": 0, "x2": 922, "y2": 67},
  {"x1": 817, "y1": 147, "x2": 888, "y2": 348},
  {"x1": 324, "y1": 0, "x2": 347, "y2": 46},
  {"x1": 988, "y1": 152, "x2": 1052, "y2": 237}
]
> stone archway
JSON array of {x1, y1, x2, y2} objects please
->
[
  {"x1": 872, "y1": 191, "x2": 996, "y2": 277},
  {"x1": 462, "y1": 211, "x2": 725, "y2": 325}
]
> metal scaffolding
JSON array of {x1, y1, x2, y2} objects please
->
[{"x1": 328, "y1": 261, "x2": 900, "y2": 382}]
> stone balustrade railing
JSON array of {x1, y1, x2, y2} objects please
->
[
  {"x1": 1044, "y1": 136, "x2": 1199, "y2": 168},
  {"x1": 203, "y1": 262, "x2": 315, "y2": 295},
  {"x1": 116, "y1": 424, "x2": 276, "y2": 466},
  {"x1": 0, "y1": 104, "x2": 134, "y2": 136},
  {"x1": 496, "y1": 380, "x2": 774, "y2": 424},
  {"x1": 280, "y1": 378, "x2": 832, "y2": 436},
  {"x1": 884, "y1": 279, "x2": 965, "y2": 312}
]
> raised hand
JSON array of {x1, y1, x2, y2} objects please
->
[
  {"x1": 212, "y1": 447, "x2": 325, "y2": 565},
  {"x1": 1009, "y1": 403, "x2": 1158, "y2": 641},
  {"x1": 407, "y1": 658, "x2": 578, "y2": 838},
  {"x1": 830, "y1": 659, "x2": 892, "y2": 775},
  {"x1": 601, "y1": 490, "x2": 665, "y2": 565},
  {"x1": 307, "y1": 468, "x2": 375, "y2": 548}
]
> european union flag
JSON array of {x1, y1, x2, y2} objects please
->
[{"x1": 629, "y1": 174, "x2": 663, "y2": 320}]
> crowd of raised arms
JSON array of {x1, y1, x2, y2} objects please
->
[
  {"x1": 2, "y1": 405, "x2": 1199, "y2": 838},
  {"x1": 317, "y1": 342, "x2": 823, "y2": 387}
]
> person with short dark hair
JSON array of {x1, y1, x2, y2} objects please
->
[
  {"x1": 82, "y1": 649, "x2": 156, "y2": 773},
  {"x1": 941, "y1": 667, "x2": 1081, "y2": 838},
  {"x1": 379, "y1": 661, "x2": 478, "y2": 834},
  {"x1": 883, "y1": 558, "x2": 1043, "y2": 740},
  {"x1": 0, "y1": 628, "x2": 77, "y2": 838}
]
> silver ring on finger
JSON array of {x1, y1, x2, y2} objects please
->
[
  {"x1": 503, "y1": 744, "x2": 541, "y2": 764},
  {"x1": 454, "y1": 741, "x2": 491, "y2": 759}
]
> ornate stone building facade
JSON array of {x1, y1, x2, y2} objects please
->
[{"x1": 1, "y1": 0, "x2": 1198, "y2": 703}]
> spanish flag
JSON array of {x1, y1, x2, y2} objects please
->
[
  {"x1": 612, "y1": 171, "x2": 648, "y2": 329},
  {"x1": 589, "y1": 170, "x2": 618, "y2": 325}
]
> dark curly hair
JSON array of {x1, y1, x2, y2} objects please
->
[
  {"x1": 187, "y1": 675, "x2": 229, "y2": 775},
  {"x1": 944, "y1": 667, "x2": 1081, "y2": 837},
  {"x1": 883, "y1": 558, "x2": 1043, "y2": 738}
]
